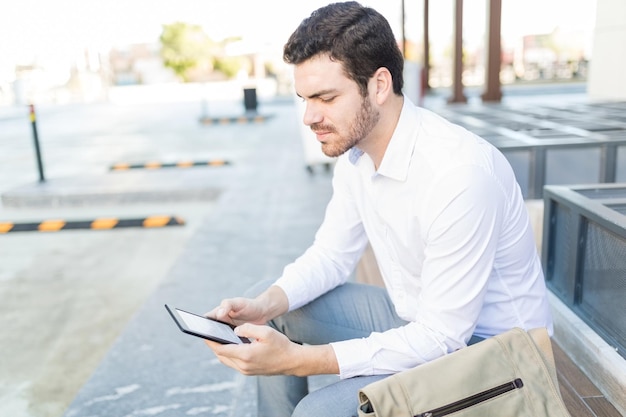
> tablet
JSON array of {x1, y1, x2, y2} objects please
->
[{"x1": 165, "y1": 304, "x2": 251, "y2": 344}]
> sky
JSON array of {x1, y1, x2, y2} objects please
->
[{"x1": 0, "y1": 0, "x2": 597, "y2": 83}]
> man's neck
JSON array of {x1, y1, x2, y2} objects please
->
[{"x1": 359, "y1": 94, "x2": 404, "y2": 170}]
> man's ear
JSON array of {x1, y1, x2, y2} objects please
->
[{"x1": 372, "y1": 67, "x2": 393, "y2": 105}]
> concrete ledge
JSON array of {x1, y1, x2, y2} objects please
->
[
  {"x1": 2, "y1": 188, "x2": 222, "y2": 208},
  {"x1": 549, "y1": 291, "x2": 626, "y2": 416},
  {"x1": 1, "y1": 170, "x2": 225, "y2": 208}
]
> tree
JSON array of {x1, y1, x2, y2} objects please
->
[{"x1": 160, "y1": 22, "x2": 214, "y2": 82}]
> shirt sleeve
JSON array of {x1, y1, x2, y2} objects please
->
[
  {"x1": 332, "y1": 164, "x2": 507, "y2": 379},
  {"x1": 273, "y1": 157, "x2": 369, "y2": 311}
]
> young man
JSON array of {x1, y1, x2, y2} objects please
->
[{"x1": 204, "y1": 2, "x2": 552, "y2": 416}]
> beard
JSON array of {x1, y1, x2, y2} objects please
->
[{"x1": 311, "y1": 96, "x2": 380, "y2": 158}]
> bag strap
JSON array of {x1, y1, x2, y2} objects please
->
[{"x1": 528, "y1": 327, "x2": 558, "y2": 386}]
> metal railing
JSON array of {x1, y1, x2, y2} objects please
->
[
  {"x1": 438, "y1": 101, "x2": 626, "y2": 199},
  {"x1": 541, "y1": 184, "x2": 626, "y2": 359}
]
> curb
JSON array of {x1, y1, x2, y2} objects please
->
[
  {"x1": 0, "y1": 216, "x2": 185, "y2": 233},
  {"x1": 110, "y1": 160, "x2": 230, "y2": 171},
  {"x1": 199, "y1": 114, "x2": 273, "y2": 125}
]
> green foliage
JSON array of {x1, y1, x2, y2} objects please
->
[
  {"x1": 160, "y1": 22, "x2": 214, "y2": 82},
  {"x1": 214, "y1": 56, "x2": 245, "y2": 79}
]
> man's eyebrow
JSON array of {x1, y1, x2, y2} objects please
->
[{"x1": 297, "y1": 89, "x2": 339, "y2": 100}]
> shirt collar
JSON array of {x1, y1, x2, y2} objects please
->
[
  {"x1": 349, "y1": 95, "x2": 420, "y2": 182},
  {"x1": 348, "y1": 147, "x2": 364, "y2": 164}
]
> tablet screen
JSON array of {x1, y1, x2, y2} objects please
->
[{"x1": 175, "y1": 308, "x2": 243, "y2": 344}]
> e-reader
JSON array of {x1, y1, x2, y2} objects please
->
[{"x1": 165, "y1": 304, "x2": 251, "y2": 344}]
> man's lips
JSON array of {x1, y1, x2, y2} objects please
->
[
  {"x1": 311, "y1": 127, "x2": 334, "y2": 142},
  {"x1": 314, "y1": 131, "x2": 331, "y2": 141}
]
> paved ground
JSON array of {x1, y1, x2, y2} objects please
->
[
  {"x1": 0, "y1": 94, "x2": 336, "y2": 417},
  {"x1": 1, "y1": 82, "x2": 622, "y2": 417}
]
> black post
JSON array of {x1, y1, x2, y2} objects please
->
[{"x1": 29, "y1": 104, "x2": 45, "y2": 182}]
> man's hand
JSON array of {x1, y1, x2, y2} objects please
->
[
  {"x1": 207, "y1": 297, "x2": 266, "y2": 326},
  {"x1": 204, "y1": 323, "x2": 339, "y2": 377},
  {"x1": 206, "y1": 285, "x2": 290, "y2": 326}
]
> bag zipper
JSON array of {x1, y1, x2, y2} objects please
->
[{"x1": 414, "y1": 378, "x2": 524, "y2": 417}]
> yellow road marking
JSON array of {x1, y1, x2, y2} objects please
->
[
  {"x1": 111, "y1": 163, "x2": 130, "y2": 170},
  {"x1": 38, "y1": 220, "x2": 65, "y2": 232},
  {"x1": 91, "y1": 218, "x2": 119, "y2": 229},
  {"x1": 143, "y1": 216, "x2": 171, "y2": 228}
]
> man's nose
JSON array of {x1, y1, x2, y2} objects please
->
[{"x1": 302, "y1": 101, "x2": 323, "y2": 127}]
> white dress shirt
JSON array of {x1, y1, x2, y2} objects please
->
[{"x1": 273, "y1": 97, "x2": 553, "y2": 379}]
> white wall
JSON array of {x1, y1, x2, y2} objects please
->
[{"x1": 588, "y1": 0, "x2": 626, "y2": 100}]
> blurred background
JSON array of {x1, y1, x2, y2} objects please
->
[{"x1": 0, "y1": 0, "x2": 603, "y2": 107}]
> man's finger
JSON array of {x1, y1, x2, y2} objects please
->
[
  {"x1": 204, "y1": 339, "x2": 222, "y2": 350},
  {"x1": 235, "y1": 323, "x2": 274, "y2": 341}
]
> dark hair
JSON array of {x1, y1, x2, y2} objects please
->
[{"x1": 283, "y1": 1, "x2": 404, "y2": 97}]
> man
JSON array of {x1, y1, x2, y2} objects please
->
[{"x1": 204, "y1": 2, "x2": 553, "y2": 416}]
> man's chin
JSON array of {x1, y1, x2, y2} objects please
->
[{"x1": 321, "y1": 144, "x2": 345, "y2": 158}]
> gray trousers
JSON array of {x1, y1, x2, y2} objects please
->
[{"x1": 247, "y1": 281, "x2": 402, "y2": 417}]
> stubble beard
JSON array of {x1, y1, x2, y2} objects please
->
[{"x1": 317, "y1": 96, "x2": 380, "y2": 158}]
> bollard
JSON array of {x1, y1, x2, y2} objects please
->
[
  {"x1": 243, "y1": 88, "x2": 258, "y2": 114},
  {"x1": 29, "y1": 104, "x2": 45, "y2": 182}
]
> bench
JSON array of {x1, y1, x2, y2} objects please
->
[{"x1": 552, "y1": 340, "x2": 622, "y2": 416}]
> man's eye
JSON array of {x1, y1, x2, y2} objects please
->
[{"x1": 321, "y1": 96, "x2": 335, "y2": 103}]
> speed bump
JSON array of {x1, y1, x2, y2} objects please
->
[
  {"x1": 110, "y1": 160, "x2": 230, "y2": 171},
  {"x1": 0, "y1": 216, "x2": 185, "y2": 233}
]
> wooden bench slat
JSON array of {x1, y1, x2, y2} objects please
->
[
  {"x1": 553, "y1": 341, "x2": 623, "y2": 417},
  {"x1": 557, "y1": 375, "x2": 596, "y2": 417},
  {"x1": 553, "y1": 342, "x2": 603, "y2": 397},
  {"x1": 584, "y1": 397, "x2": 624, "y2": 417}
]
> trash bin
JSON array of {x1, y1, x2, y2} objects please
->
[{"x1": 243, "y1": 88, "x2": 257, "y2": 113}]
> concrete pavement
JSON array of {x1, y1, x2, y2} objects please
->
[
  {"x1": 0, "y1": 95, "x2": 336, "y2": 417},
  {"x1": 58, "y1": 100, "x2": 336, "y2": 417}
]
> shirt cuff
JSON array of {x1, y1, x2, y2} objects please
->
[
  {"x1": 272, "y1": 276, "x2": 308, "y2": 311},
  {"x1": 330, "y1": 338, "x2": 373, "y2": 379}
]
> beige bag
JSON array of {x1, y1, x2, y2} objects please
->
[{"x1": 358, "y1": 327, "x2": 571, "y2": 417}]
